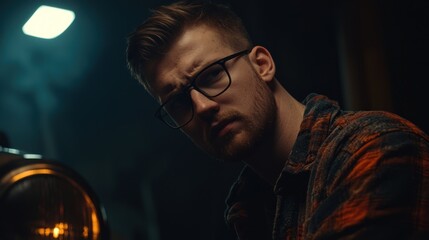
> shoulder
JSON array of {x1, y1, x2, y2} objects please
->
[
  {"x1": 307, "y1": 110, "x2": 429, "y2": 239},
  {"x1": 317, "y1": 110, "x2": 429, "y2": 184},
  {"x1": 329, "y1": 110, "x2": 428, "y2": 148}
]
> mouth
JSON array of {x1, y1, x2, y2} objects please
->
[{"x1": 209, "y1": 117, "x2": 237, "y2": 141}]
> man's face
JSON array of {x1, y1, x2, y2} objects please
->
[{"x1": 149, "y1": 25, "x2": 276, "y2": 161}]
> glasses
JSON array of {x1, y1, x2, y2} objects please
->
[{"x1": 155, "y1": 49, "x2": 251, "y2": 129}]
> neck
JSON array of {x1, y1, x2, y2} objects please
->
[{"x1": 245, "y1": 81, "x2": 305, "y2": 186}]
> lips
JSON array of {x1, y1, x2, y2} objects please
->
[{"x1": 209, "y1": 117, "x2": 236, "y2": 141}]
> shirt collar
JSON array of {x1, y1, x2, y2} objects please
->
[{"x1": 274, "y1": 93, "x2": 341, "y2": 194}]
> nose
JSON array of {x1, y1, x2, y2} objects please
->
[{"x1": 190, "y1": 89, "x2": 219, "y2": 121}]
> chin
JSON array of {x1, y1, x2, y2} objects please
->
[{"x1": 210, "y1": 131, "x2": 254, "y2": 162}]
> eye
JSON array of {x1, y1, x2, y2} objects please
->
[
  {"x1": 164, "y1": 93, "x2": 191, "y2": 116},
  {"x1": 195, "y1": 64, "x2": 225, "y2": 88}
]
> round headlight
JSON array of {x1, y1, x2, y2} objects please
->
[{"x1": 0, "y1": 147, "x2": 109, "y2": 240}]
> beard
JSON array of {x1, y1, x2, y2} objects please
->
[{"x1": 209, "y1": 76, "x2": 277, "y2": 162}]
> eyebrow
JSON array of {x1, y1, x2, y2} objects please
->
[
  {"x1": 159, "y1": 54, "x2": 222, "y2": 103},
  {"x1": 159, "y1": 80, "x2": 190, "y2": 104},
  {"x1": 188, "y1": 52, "x2": 227, "y2": 79},
  {"x1": 187, "y1": 59, "x2": 206, "y2": 80}
]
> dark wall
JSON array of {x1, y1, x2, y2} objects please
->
[{"x1": 226, "y1": 0, "x2": 428, "y2": 134}]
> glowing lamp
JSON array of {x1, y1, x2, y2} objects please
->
[
  {"x1": 22, "y1": 5, "x2": 75, "y2": 39},
  {"x1": 0, "y1": 146, "x2": 109, "y2": 239}
]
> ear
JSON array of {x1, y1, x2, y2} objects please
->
[{"x1": 248, "y1": 46, "x2": 276, "y2": 83}]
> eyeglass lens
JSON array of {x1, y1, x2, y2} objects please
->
[{"x1": 161, "y1": 63, "x2": 229, "y2": 128}]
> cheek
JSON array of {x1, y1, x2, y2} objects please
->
[{"x1": 226, "y1": 73, "x2": 262, "y2": 108}]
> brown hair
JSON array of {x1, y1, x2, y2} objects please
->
[{"x1": 126, "y1": 0, "x2": 252, "y2": 92}]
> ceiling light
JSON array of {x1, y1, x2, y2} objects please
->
[{"x1": 22, "y1": 5, "x2": 75, "y2": 39}]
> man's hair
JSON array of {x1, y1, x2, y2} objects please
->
[{"x1": 126, "y1": 0, "x2": 253, "y2": 92}]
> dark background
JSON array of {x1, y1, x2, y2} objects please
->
[{"x1": 0, "y1": 0, "x2": 427, "y2": 239}]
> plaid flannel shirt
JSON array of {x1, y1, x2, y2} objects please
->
[{"x1": 225, "y1": 94, "x2": 429, "y2": 240}]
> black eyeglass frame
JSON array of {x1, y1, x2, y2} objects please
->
[{"x1": 154, "y1": 48, "x2": 251, "y2": 129}]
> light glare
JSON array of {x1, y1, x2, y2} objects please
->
[{"x1": 22, "y1": 5, "x2": 75, "y2": 39}]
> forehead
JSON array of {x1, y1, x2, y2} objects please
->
[{"x1": 149, "y1": 25, "x2": 233, "y2": 101}]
